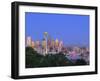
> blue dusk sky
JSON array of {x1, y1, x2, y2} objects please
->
[{"x1": 25, "y1": 12, "x2": 89, "y2": 47}]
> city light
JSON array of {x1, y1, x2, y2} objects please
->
[{"x1": 26, "y1": 32, "x2": 89, "y2": 65}]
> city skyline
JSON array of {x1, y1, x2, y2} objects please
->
[
  {"x1": 26, "y1": 34, "x2": 89, "y2": 64},
  {"x1": 25, "y1": 12, "x2": 89, "y2": 47}
]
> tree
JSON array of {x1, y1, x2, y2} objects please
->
[
  {"x1": 25, "y1": 47, "x2": 83, "y2": 68},
  {"x1": 75, "y1": 59, "x2": 87, "y2": 65}
]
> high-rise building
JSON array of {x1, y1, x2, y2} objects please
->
[
  {"x1": 43, "y1": 32, "x2": 48, "y2": 54},
  {"x1": 51, "y1": 40, "x2": 55, "y2": 49},
  {"x1": 31, "y1": 41, "x2": 35, "y2": 48},
  {"x1": 42, "y1": 39, "x2": 46, "y2": 49},
  {"x1": 55, "y1": 39, "x2": 59, "y2": 47},
  {"x1": 59, "y1": 41, "x2": 63, "y2": 52},
  {"x1": 55, "y1": 39, "x2": 59, "y2": 53},
  {"x1": 26, "y1": 36, "x2": 32, "y2": 47},
  {"x1": 35, "y1": 41, "x2": 40, "y2": 48},
  {"x1": 47, "y1": 36, "x2": 52, "y2": 52},
  {"x1": 42, "y1": 39, "x2": 47, "y2": 55}
]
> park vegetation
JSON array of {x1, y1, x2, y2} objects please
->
[{"x1": 25, "y1": 47, "x2": 87, "y2": 68}]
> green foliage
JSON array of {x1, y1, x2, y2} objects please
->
[
  {"x1": 25, "y1": 47, "x2": 43, "y2": 68},
  {"x1": 25, "y1": 47, "x2": 86, "y2": 68}
]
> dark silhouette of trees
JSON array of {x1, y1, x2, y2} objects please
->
[
  {"x1": 25, "y1": 47, "x2": 87, "y2": 68},
  {"x1": 75, "y1": 59, "x2": 87, "y2": 65}
]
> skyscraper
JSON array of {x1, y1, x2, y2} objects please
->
[
  {"x1": 55, "y1": 39, "x2": 59, "y2": 47},
  {"x1": 31, "y1": 41, "x2": 35, "y2": 48},
  {"x1": 44, "y1": 32, "x2": 48, "y2": 54},
  {"x1": 59, "y1": 41, "x2": 63, "y2": 52},
  {"x1": 26, "y1": 36, "x2": 32, "y2": 47},
  {"x1": 35, "y1": 41, "x2": 40, "y2": 48},
  {"x1": 42, "y1": 39, "x2": 47, "y2": 55}
]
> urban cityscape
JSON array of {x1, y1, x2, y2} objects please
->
[
  {"x1": 25, "y1": 13, "x2": 89, "y2": 68},
  {"x1": 26, "y1": 32, "x2": 89, "y2": 68}
]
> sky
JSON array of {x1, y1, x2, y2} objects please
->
[{"x1": 25, "y1": 12, "x2": 89, "y2": 47}]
